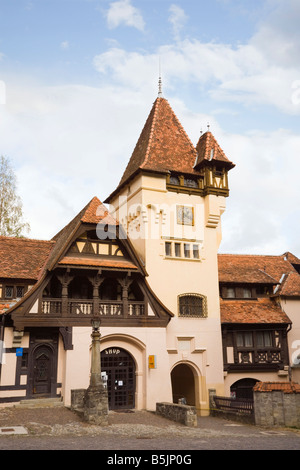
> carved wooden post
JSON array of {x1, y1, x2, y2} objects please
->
[
  {"x1": 57, "y1": 271, "x2": 74, "y2": 317},
  {"x1": 88, "y1": 272, "x2": 103, "y2": 317},
  {"x1": 120, "y1": 274, "x2": 131, "y2": 317}
]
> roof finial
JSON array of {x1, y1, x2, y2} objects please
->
[
  {"x1": 158, "y1": 76, "x2": 163, "y2": 97},
  {"x1": 158, "y1": 57, "x2": 163, "y2": 97},
  {"x1": 207, "y1": 122, "x2": 210, "y2": 132}
]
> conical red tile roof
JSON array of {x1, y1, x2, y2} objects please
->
[
  {"x1": 106, "y1": 97, "x2": 199, "y2": 200},
  {"x1": 195, "y1": 131, "x2": 235, "y2": 169}
]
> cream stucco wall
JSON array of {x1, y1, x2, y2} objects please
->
[
  {"x1": 61, "y1": 326, "x2": 172, "y2": 410},
  {"x1": 107, "y1": 173, "x2": 226, "y2": 412},
  {"x1": 279, "y1": 297, "x2": 300, "y2": 384}
]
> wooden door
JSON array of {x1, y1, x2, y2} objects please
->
[
  {"x1": 32, "y1": 345, "x2": 53, "y2": 396},
  {"x1": 101, "y1": 348, "x2": 135, "y2": 410}
]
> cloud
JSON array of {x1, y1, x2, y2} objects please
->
[
  {"x1": 60, "y1": 41, "x2": 69, "y2": 50},
  {"x1": 168, "y1": 4, "x2": 188, "y2": 40},
  {"x1": 220, "y1": 128, "x2": 300, "y2": 255},
  {"x1": 0, "y1": 81, "x2": 155, "y2": 239},
  {"x1": 1, "y1": 0, "x2": 299, "y2": 257},
  {"x1": 2, "y1": 77, "x2": 299, "y2": 257},
  {"x1": 93, "y1": 35, "x2": 300, "y2": 116},
  {"x1": 105, "y1": 0, "x2": 145, "y2": 31}
]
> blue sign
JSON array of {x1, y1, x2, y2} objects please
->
[{"x1": 16, "y1": 348, "x2": 23, "y2": 357}]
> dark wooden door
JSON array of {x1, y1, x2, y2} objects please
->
[
  {"x1": 101, "y1": 348, "x2": 135, "y2": 410},
  {"x1": 32, "y1": 345, "x2": 53, "y2": 396}
]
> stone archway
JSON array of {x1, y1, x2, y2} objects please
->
[
  {"x1": 101, "y1": 347, "x2": 136, "y2": 410},
  {"x1": 230, "y1": 378, "x2": 259, "y2": 399},
  {"x1": 171, "y1": 363, "x2": 196, "y2": 406}
]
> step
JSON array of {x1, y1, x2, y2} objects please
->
[{"x1": 15, "y1": 398, "x2": 64, "y2": 409}]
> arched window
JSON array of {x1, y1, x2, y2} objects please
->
[{"x1": 178, "y1": 293, "x2": 207, "y2": 318}]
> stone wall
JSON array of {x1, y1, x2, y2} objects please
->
[
  {"x1": 156, "y1": 402, "x2": 197, "y2": 427},
  {"x1": 71, "y1": 389, "x2": 85, "y2": 413},
  {"x1": 253, "y1": 382, "x2": 300, "y2": 428}
]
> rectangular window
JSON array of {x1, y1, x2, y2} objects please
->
[
  {"x1": 5, "y1": 286, "x2": 13, "y2": 299},
  {"x1": 192, "y1": 244, "x2": 199, "y2": 259},
  {"x1": 175, "y1": 243, "x2": 181, "y2": 257},
  {"x1": 165, "y1": 242, "x2": 172, "y2": 257},
  {"x1": 176, "y1": 206, "x2": 194, "y2": 225},
  {"x1": 257, "y1": 331, "x2": 273, "y2": 348},
  {"x1": 243, "y1": 288, "x2": 252, "y2": 298},
  {"x1": 227, "y1": 288, "x2": 235, "y2": 298},
  {"x1": 16, "y1": 286, "x2": 25, "y2": 298},
  {"x1": 184, "y1": 244, "x2": 190, "y2": 258},
  {"x1": 237, "y1": 332, "x2": 253, "y2": 348}
]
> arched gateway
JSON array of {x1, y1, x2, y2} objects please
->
[
  {"x1": 171, "y1": 363, "x2": 196, "y2": 406},
  {"x1": 101, "y1": 347, "x2": 136, "y2": 410}
]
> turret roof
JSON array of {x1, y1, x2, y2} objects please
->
[{"x1": 106, "y1": 97, "x2": 234, "y2": 202}]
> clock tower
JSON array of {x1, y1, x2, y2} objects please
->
[{"x1": 105, "y1": 91, "x2": 235, "y2": 414}]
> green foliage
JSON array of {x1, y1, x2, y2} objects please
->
[{"x1": 0, "y1": 155, "x2": 30, "y2": 237}]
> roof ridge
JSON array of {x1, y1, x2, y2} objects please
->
[
  {"x1": 163, "y1": 98, "x2": 197, "y2": 155},
  {"x1": 218, "y1": 253, "x2": 284, "y2": 258},
  {"x1": 140, "y1": 97, "x2": 161, "y2": 169},
  {"x1": 0, "y1": 236, "x2": 54, "y2": 244}
]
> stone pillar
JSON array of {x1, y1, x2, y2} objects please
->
[{"x1": 83, "y1": 319, "x2": 108, "y2": 425}]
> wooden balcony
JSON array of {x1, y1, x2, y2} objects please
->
[
  {"x1": 225, "y1": 346, "x2": 284, "y2": 372},
  {"x1": 41, "y1": 298, "x2": 146, "y2": 318}
]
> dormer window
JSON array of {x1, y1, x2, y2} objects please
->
[
  {"x1": 221, "y1": 286, "x2": 256, "y2": 299},
  {"x1": 184, "y1": 178, "x2": 197, "y2": 188},
  {"x1": 169, "y1": 175, "x2": 180, "y2": 185}
]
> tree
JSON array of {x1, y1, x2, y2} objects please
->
[{"x1": 0, "y1": 155, "x2": 30, "y2": 237}]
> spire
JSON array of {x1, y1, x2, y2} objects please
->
[
  {"x1": 158, "y1": 57, "x2": 163, "y2": 97},
  {"x1": 105, "y1": 97, "x2": 198, "y2": 202},
  {"x1": 158, "y1": 75, "x2": 163, "y2": 97}
]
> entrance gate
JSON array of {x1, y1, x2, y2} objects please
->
[{"x1": 101, "y1": 347, "x2": 135, "y2": 410}]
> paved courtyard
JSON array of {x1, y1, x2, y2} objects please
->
[{"x1": 0, "y1": 405, "x2": 299, "y2": 451}]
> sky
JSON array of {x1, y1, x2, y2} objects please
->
[{"x1": 0, "y1": 0, "x2": 299, "y2": 257}]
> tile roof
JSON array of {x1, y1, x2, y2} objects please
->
[
  {"x1": 58, "y1": 256, "x2": 138, "y2": 270},
  {"x1": 0, "y1": 236, "x2": 54, "y2": 280},
  {"x1": 2, "y1": 196, "x2": 146, "y2": 317},
  {"x1": 106, "y1": 98, "x2": 233, "y2": 202},
  {"x1": 253, "y1": 382, "x2": 300, "y2": 393},
  {"x1": 80, "y1": 196, "x2": 118, "y2": 225},
  {"x1": 279, "y1": 272, "x2": 300, "y2": 296},
  {"x1": 218, "y1": 253, "x2": 298, "y2": 285},
  {"x1": 49, "y1": 196, "x2": 118, "y2": 272},
  {"x1": 0, "y1": 302, "x2": 15, "y2": 314},
  {"x1": 194, "y1": 131, "x2": 235, "y2": 169},
  {"x1": 220, "y1": 297, "x2": 291, "y2": 324},
  {"x1": 282, "y1": 251, "x2": 300, "y2": 265}
]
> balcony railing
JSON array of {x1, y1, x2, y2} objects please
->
[
  {"x1": 99, "y1": 301, "x2": 123, "y2": 316},
  {"x1": 41, "y1": 299, "x2": 62, "y2": 315},
  {"x1": 68, "y1": 300, "x2": 93, "y2": 316},
  {"x1": 236, "y1": 347, "x2": 282, "y2": 365},
  {"x1": 41, "y1": 298, "x2": 145, "y2": 318}
]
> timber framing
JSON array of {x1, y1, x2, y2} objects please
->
[{"x1": 3, "y1": 197, "x2": 173, "y2": 330}]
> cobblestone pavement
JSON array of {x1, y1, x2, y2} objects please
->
[{"x1": 0, "y1": 405, "x2": 299, "y2": 451}]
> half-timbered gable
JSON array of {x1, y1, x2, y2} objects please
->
[{"x1": 5, "y1": 197, "x2": 172, "y2": 330}]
